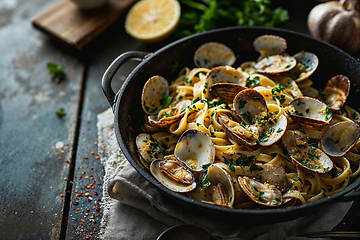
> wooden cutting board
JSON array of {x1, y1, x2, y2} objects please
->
[{"x1": 32, "y1": 0, "x2": 137, "y2": 50}]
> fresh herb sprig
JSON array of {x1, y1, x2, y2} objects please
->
[{"x1": 176, "y1": 0, "x2": 289, "y2": 38}]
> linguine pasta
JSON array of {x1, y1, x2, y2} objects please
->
[{"x1": 137, "y1": 42, "x2": 360, "y2": 209}]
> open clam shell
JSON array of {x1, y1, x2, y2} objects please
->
[
  {"x1": 257, "y1": 114, "x2": 287, "y2": 147},
  {"x1": 194, "y1": 42, "x2": 236, "y2": 69},
  {"x1": 321, "y1": 121, "x2": 360, "y2": 157},
  {"x1": 211, "y1": 83, "x2": 247, "y2": 102},
  {"x1": 174, "y1": 129, "x2": 215, "y2": 172},
  {"x1": 233, "y1": 89, "x2": 268, "y2": 125},
  {"x1": 282, "y1": 130, "x2": 333, "y2": 173},
  {"x1": 288, "y1": 97, "x2": 332, "y2": 127},
  {"x1": 150, "y1": 159, "x2": 196, "y2": 193},
  {"x1": 141, "y1": 75, "x2": 170, "y2": 115},
  {"x1": 219, "y1": 114, "x2": 258, "y2": 146},
  {"x1": 205, "y1": 66, "x2": 247, "y2": 86},
  {"x1": 136, "y1": 133, "x2": 166, "y2": 169},
  {"x1": 205, "y1": 164, "x2": 236, "y2": 208},
  {"x1": 253, "y1": 35, "x2": 287, "y2": 59},
  {"x1": 289, "y1": 51, "x2": 319, "y2": 82},
  {"x1": 238, "y1": 176, "x2": 283, "y2": 207},
  {"x1": 148, "y1": 99, "x2": 191, "y2": 128},
  {"x1": 322, "y1": 75, "x2": 350, "y2": 111},
  {"x1": 235, "y1": 164, "x2": 288, "y2": 192},
  {"x1": 254, "y1": 55, "x2": 297, "y2": 75}
]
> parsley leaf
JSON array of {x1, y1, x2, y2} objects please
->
[{"x1": 47, "y1": 62, "x2": 65, "y2": 83}]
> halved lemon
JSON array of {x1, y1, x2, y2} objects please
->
[{"x1": 125, "y1": 0, "x2": 181, "y2": 44}]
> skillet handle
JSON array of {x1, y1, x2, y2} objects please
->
[{"x1": 102, "y1": 51, "x2": 149, "y2": 109}]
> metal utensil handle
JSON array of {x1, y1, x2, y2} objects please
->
[{"x1": 102, "y1": 51, "x2": 148, "y2": 109}]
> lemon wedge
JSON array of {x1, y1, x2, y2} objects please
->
[{"x1": 125, "y1": 0, "x2": 181, "y2": 44}]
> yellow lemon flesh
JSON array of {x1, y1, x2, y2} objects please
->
[{"x1": 125, "y1": 0, "x2": 181, "y2": 44}]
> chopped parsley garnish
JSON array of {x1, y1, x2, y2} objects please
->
[
  {"x1": 258, "y1": 192, "x2": 265, "y2": 202},
  {"x1": 56, "y1": 108, "x2": 66, "y2": 117},
  {"x1": 192, "y1": 97, "x2": 201, "y2": 103},
  {"x1": 47, "y1": 62, "x2": 65, "y2": 83},
  {"x1": 241, "y1": 111, "x2": 254, "y2": 124},
  {"x1": 201, "y1": 163, "x2": 211, "y2": 170},
  {"x1": 249, "y1": 163, "x2": 263, "y2": 172},
  {"x1": 246, "y1": 76, "x2": 260, "y2": 88},
  {"x1": 297, "y1": 101, "x2": 305, "y2": 106},
  {"x1": 325, "y1": 106, "x2": 332, "y2": 120},
  {"x1": 200, "y1": 173, "x2": 211, "y2": 190},
  {"x1": 238, "y1": 100, "x2": 247, "y2": 109},
  {"x1": 223, "y1": 157, "x2": 235, "y2": 171},
  {"x1": 184, "y1": 78, "x2": 192, "y2": 84},
  {"x1": 160, "y1": 96, "x2": 173, "y2": 106},
  {"x1": 169, "y1": 61, "x2": 179, "y2": 72}
]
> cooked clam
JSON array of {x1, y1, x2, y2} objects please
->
[
  {"x1": 150, "y1": 159, "x2": 196, "y2": 193},
  {"x1": 238, "y1": 176, "x2": 282, "y2": 207},
  {"x1": 257, "y1": 114, "x2": 287, "y2": 147},
  {"x1": 210, "y1": 83, "x2": 247, "y2": 102},
  {"x1": 322, "y1": 75, "x2": 350, "y2": 111},
  {"x1": 194, "y1": 42, "x2": 236, "y2": 69},
  {"x1": 141, "y1": 75, "x2": 169, "y2": 115},
  {"x1": 174, "y1": 129, "x2": 215, "y2": 171},
  {"x1": 204, "y1": 164, "x2": 236, "y2": 207},
  {"x1": 288, "y1": 97, "x2": 332, "y2": 127},
  {"x1": 253, "y1": 35, "x2": 287, "y2": 59},
  {"x1": 233, "y1": 89, "x2": 268, "y2": 125},
  {"x1": 289, "y1": 51, "x2": 319, "y2": 82},
  {"x1": 136, "y1": 133, "x2": 166, "y2": 169},
  {"x1": 205, "y1": 66, "x2": 247, "y2": 86},
  {"x1": 234, "y1": 163, "x2": 288, "y2": 192},
  {"x1": 254, "y1": 55, "x2": 297, "y2": 75},
  {"x1": 282, "y1": 130, "x2": 333, "y2": 173},
  {"x1": 321, "y1": 121, "x2": 360, "y2": 157},
  {"x1": 148, "y1": 99, "x2": 191, "y2": 128},
  {"x1": 219, "y1": 114, "x2": 258, "y2": 146}
]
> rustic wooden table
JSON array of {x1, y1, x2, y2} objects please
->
[{"x1": 0, "y1": 0, "x2": 358, "y2": 239}]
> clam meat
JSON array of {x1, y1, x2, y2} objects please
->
[{"x1": 150, "y1": 159, "x2": 196, "y2": 193}]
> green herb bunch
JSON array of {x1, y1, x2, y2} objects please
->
[{"x1": 176, "y1": 0, "x2": 289, "y2": 37}]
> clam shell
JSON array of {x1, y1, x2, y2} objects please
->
[
  {"x1": 148, "y1": 99, "x2": 191, "y2": 128},
  {"x1": 150, "y1": 159, "x2": 196, "y2": 193},
  {"x1": 238, "y1": 176, "x2": 283, "y2": 207},
  {"x1": 211, "y1": 83, "x2": 247, "y2": 102},
  {"x1": 233, "y1": 89, "x2": 268, "y2": 125},
  {"x1": 322, "y1": 75, "x2": 350, "y2": 111},
  {"x1": 254, "y1": 55, "x2": 297, "y2": 75},
  {"x1": 194, "y1": 42, "x2": 236, "y2": 69},
  {"x1": 282, "y1": 130, "x2": 333, "y2": 173},
  {"x1": 253, "y1": 35, "x2": 287, "y2": 59},
  {"x1": 321, "y1": 121, "x2": 360, "y2": 157},
  {"x1": 174, "y1": 129, "x2": 215, "y2": 172},
  {"x1": 219, "y1": 114, "x2": 258, "y2": 146},
  {"x1": 141, "y1": 75, "x2": 169, "y2": 115},
  {"x1": 206, "y1": 164, "x2": 236, "y2": 207},
  {"x1": 136, "y1": 133, "x2": 166, "y2": 169},
  {"x1": 288, "y1": 97, "x2": 332, "y2": 127},
  {"x1": 235, "y1": 164, "x2": 288, "y2": 192},
  {"x1": 205, "y1": 66, "x2": 247, "y2": 86},
  {"x1": 257, "y1": 114, "x2": 287, "y2": 147},
  {"x1": 290, "y1": 51, "x2": 319, "y2": 82}
]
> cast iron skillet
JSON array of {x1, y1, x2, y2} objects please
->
[{"x1": 102, "y1": 26, "x2": 360, "y2": 224}]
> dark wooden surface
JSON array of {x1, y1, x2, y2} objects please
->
[{"x1": 0, "y1": 0, "x2": 358, "y2": 239}]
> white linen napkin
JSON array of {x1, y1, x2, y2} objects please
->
[{"x1": 97, "y1": 108, "x2": 352, "y2": 240}]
